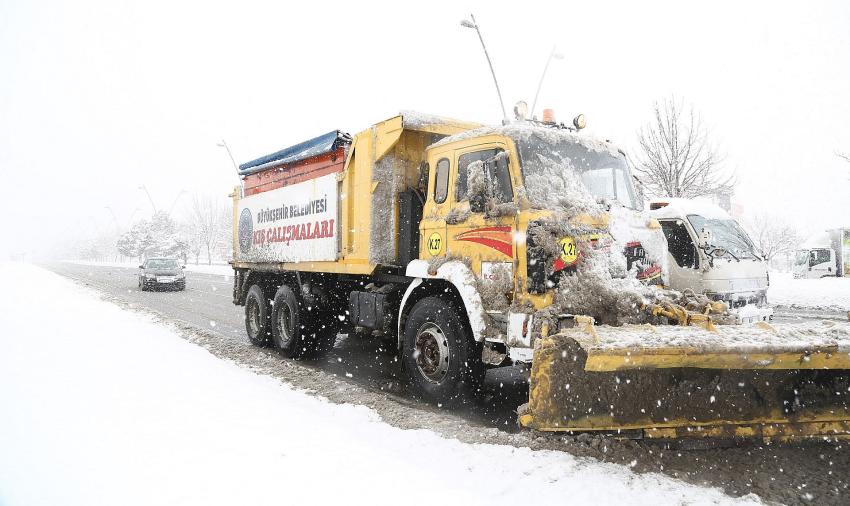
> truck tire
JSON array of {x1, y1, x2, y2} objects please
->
[
  {"x1": 402, "y1": 296, "x2": 484, "y2": 406},
  {"x1": 271, "y1": 284, "x2": 335, "y2": 359},
  {"x1": 244, "y1": 284, "x2": 271, "y2": 346}
]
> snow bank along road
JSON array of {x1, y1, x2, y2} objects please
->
[
  {"x1": 768, "y1": 272, "x2": 850, "y2": 322},
  {"x1": 0, "y1": 263, "x2": 759, "y2": 505},
  {"x1": 36, "y1": 262, "x2": 850, "y2": 505}
]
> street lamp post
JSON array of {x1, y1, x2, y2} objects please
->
[
  {"x1": 530, "y1": 46, "x2": 564, "y2": 120},
  {"x1": 138, "y1": 185, "x2": 158, "y2": 214},
  {"x1": 128, "y1": 207, "x2": 141, "y2": 225},
  {"x1": 217, "y1": 140, "x2": 239, "y2": 172},
  {"x1": 461, "y1": 14, "x2": 509, "y2": 125},
  {"x1": 168, "y1": 189, "x2": 188, "y2": 216}
]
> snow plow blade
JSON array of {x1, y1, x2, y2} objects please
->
[{"x1": 519, "y1": 320, "x2": 850, "y2": 441}]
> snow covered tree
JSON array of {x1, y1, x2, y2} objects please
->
[
  {"x1": 185, "y1": 194, "x2": 230, "y2": 264},
  {"x1": 634, "y1": 97, "x2": 733, "y2": 199},
  {"x1": 744, "y1": 214, "x2": 799, "y2": 262},
  {"x1": 117, "y1": 212, "x2": 188, "y2": 262}
]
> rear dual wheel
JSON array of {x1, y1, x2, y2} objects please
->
[
  {"x1": 271, "y1": 284, "x2": 336, "y2": 359},
  {"x1": 244, "y1": 285, "x2": 272, "y2": 346}
]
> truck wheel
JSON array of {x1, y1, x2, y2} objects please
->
[
  {"x1": 403, "y1": 296, "x2": 484, "y2": 406},
  {"x1": 271, "y1": 285, "x2": 335, "y2": 359},
  {"x1": 244, "y1": 285, "x2": 271, "y2": 346}
]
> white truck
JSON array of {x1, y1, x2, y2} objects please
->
[
  {"x1": 649, "y1": 198, "x2": 773, "y2": 324},
  {"x1": 793, "y1": 228, "x2": 850, "y2": 279}
]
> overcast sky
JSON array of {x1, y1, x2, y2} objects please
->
[{"x1": 1, "y1": 0, "x2": 848, "y2": 258}]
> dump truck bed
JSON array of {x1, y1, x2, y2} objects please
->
[{"x1": 231, "y1": 112, "x2": 480, "y2": 275}]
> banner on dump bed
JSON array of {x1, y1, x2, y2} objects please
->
[{"x1": 236, "y1": 173, "x2": 337, "y2": 263}]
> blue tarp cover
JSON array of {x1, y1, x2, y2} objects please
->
[{"x1": 238, "y1": 130, "x2": 351, "y2": 175}]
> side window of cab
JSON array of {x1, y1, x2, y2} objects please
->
[
  {"x1": 456, "y1": 148, "x2": 513, "y2": 205},
  {"x1": 433, "y1": 158, "x2": 450, "y2": 204},
  {"x1": 659, "y1": 220, "x2": 698, "y2": 268}
]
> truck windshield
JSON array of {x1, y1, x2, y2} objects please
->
[
  {"x1": 687, "y1": 215, "x2": 759, "y2": 259},
  {"x1": 513, "y1": 132, "x2": 638, "y2": 210},
  {"x1": 795, "y1": 250, "x2": 809, "y2": 265}
]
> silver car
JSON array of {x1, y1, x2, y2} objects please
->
[{"x1": 138, "y1": 258, "x2": 186, "y2": 291}]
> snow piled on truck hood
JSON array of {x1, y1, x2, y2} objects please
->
[{"x1": 0, "y1": 262, "x2": 760, "y2": 506}]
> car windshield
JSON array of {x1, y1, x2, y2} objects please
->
[
  {"x1": 146, "y1": 259, "x2": 179, "y2": 269},
  {"x1": 513, "y1": 132, "x2": 639, "y2": 210},
  {"x1": 795, "y1": 250, "x2": 809, "y2": 265},
  {"x1": 687, "y1": 215, "x2": 759, "y2": 259}
]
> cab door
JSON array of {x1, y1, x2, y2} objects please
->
[
  {"x1": 419, "y1": 149, "x2": 452, "y2": 262},
  {"x1": 444, "y1": 143, "x2": 519, "y2": 296},
  {"x1": 658, "y1": 218, "x2": 704, "y2": 292}
]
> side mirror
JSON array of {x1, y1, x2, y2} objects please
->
[
  {"x1": 139, "y1": 265, "x2": 144, "y2": 269},
  {"x1": 697, "y1": 228, "x2": 712, "y2": 249}
]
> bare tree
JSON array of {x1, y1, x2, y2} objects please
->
[
  {"x1": 634, "y1": 97, "x2": 733, "y2": 199},
  {"x1": 745, "y1": 214, "x2": 799, "y2": 262},
  {"x1": 186, "y1": 194, "x2": 230, "y2": 265},
  {"x1": 837, "y1": 151, "x2": 850, "y2": 164}
]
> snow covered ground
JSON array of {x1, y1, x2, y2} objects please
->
[
  {"x1": 0, "y1": 263, "x2": 759, "y2": 506},
  {"x1": 768, "y1": 271, "x2": 850, "y2": 310}
]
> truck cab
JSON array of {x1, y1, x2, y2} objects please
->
[
  {"x1": 413, "y1": 124, "x2": 644, "y2": 361},
  {"x1": 648, "y1": 198, "x2": 772, "y2": 323},
  {"x1": 793, "y1": 247, "x2": 836, "y2": 278}
]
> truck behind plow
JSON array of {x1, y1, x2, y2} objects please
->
[{"x1": 227, "y1": 110, "x2": 850, "y2": 442}]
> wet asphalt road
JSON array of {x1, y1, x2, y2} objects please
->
[{"x1": 43, "y1": 262, "x2": 529, "y2": 430}]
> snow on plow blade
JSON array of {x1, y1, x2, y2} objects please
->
[{"x1": 519, "y1": 320, "x2": 850, "y2": 440}]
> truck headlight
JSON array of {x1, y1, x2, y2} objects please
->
[{"x1": 145, "y1": 273, "x2": 156, "y2": 279}]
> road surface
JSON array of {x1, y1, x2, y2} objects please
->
[
  {"x1": 43, "y1": 262, "x2": 850, "y2": 505},
  {"x1": 44, "y1": 261, "x2": 527, "y2": 428}
]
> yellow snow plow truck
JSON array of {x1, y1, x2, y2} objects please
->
[{"x1": 230, "y1": 111, "x2": 850, "y2": 441}]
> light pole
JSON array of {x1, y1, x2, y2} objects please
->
[
  {"x1": 138, "y1": 185, "x2": 158, "y2": 214},
  {"x1": 461, "y1": 14, "x2": 509, "y2": 125},
  {"x1": 217, "y1": 139, "x2": 239, "y2": 172},
  {"x1": 128, "y1": 207, "x2": 141, "y2": 226},
  {"x1": 168, "y1": 189, "x2": 188, "y2": 216},
  {"x1": 530, "y1": 46, "x2": 564, "y2": 120}
]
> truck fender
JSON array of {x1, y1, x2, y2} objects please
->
[{"x1": 397, "y1": 259, "x2": 487, "y2": 349}]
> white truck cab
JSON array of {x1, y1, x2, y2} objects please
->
[
  {"x1": 649, "y1": 198, "x2": 772, "y2": 324},
  {"x1": 793, "y1": 231, "x2": 838, "y2": 279}
]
